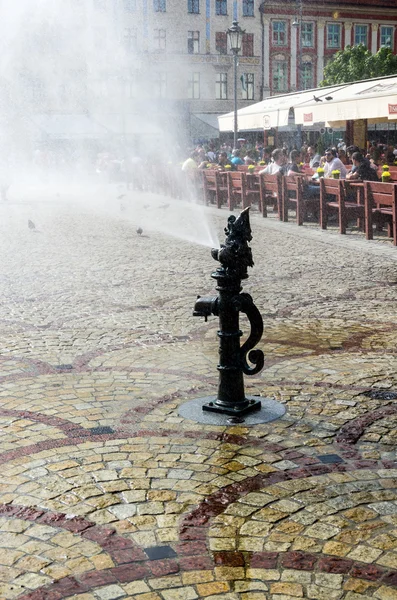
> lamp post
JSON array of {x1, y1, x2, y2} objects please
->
[
  {"x1": 292, "y1": 0, "x2": 303, "y2": 91},
  {"x1": 292, "y1": 0, "x2": 303, "y2": 147},
  {"x1": 226, "y1": 20, "x2": 245, "y2": 150}
]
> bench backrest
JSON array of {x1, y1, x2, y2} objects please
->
[
  {"x1": 261, "y1": 171, "x2": 282, "y2": 195},
  {"x1": 283, "y1": 174, "x2": 304, "y2": 195},
  {"x1": 364, "y1": 180, "x2": 397, "y2": 208},
  {"x1": 227, "y1": 171, "x2": 246, "y2": 193}
]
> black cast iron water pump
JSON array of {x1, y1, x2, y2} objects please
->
[{"x1": 193, "y1": 207, "x2": 264, "y2": 416}]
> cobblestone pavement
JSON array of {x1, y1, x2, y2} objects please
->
[{"x1": 3, "y1": 185, "x2": 397, "y2": 599}]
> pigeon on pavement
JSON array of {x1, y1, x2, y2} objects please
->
[
  {"x1": 28, "y1": 220, "x2": 36, "y2": 230},
  {"x1": 136, "y1": 227, "x2": 143, "y2": 235}
]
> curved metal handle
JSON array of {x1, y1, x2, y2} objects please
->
[{"x1": 234, "y1": 293, "x2": 264, "y2": 376}]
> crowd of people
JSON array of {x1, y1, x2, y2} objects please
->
[{"x1": 181, "y1": 139, "x2": 397, "y2": 184}]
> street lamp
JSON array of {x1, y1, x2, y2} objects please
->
[
  {"x1": 227, "y1": 20, "x2": 245, "y2": 150},
  {"x1": 292, "y1": 0, "x2": 303, "y2": 91},
  {"x1": 292, "y1": 0, "x2": 303, "y2": 147}
]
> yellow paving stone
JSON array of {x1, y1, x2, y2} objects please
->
[
  {"x1": 148, "y1": 576, "x2": 183, "y2": 590},
  {"x1": 156, "y1": 527, "x2": 179, "y2": 542},
  {"x1": 90, "y1": 554, "x2": 115, "y2": 570},
  {"x1": 123, "y1": 582, "x2": 151, "y2": 594},
  {"x1": 322, "y1": 541, "x2": 351, "y2": 556},
  {"x1": 344, "y1": 593, "x2": 374, "y2": 600},
  {"x1": 14, "y1": 555, "x2": 51, "y2": 571},
  {"x1": 134, "y1": 594, "x2": 162, "y2": 600},
  {"x1": 161, "y1": 587, "x2": 198, "y2": 600},
  {"x1": 343, "y1": 578, "x2": 375, "y2": 593},
  {"x1": 214, "y1": 567, "x2": 245, "y2": 580},
  {"x1": 343, "y1": 507, "x2": 378, "y2": 522},
  {"x1": 374, "y1": 586, "x2": 397, "y2": 600},
  {"x1": 196, "y1": 582, "x2": 230, "y2": 596},
  {"x1": 281, "y1": 570, "x2": 311, "y2": 584},
  {"x1": 240, "y1": 522, "x2": 272, "y2": 536},
  {"x1": 210, "y1": 538, "x2": 237, "y2": 551},
  {"x1": 65, "y1": 557, "x2": 94, "y2": 573},
  {"x1": 270, "y1": 582, "x2": 303, "y2": 596},
  {"x1": 147, "y1": 491, "x2": 176, "y2": 501},
  {"x1": 40, "y1": 564, "x2": 72, "y2": 579},
  {"x1": 0, "y1": 549, "x2": 23, "y2": 566},
  {"x1": 182, "y1": 571, "x2": 214, "y2": 585},
  {"x1": 376, "y1": 552, "x2": 397, "y2": 569},
  {"x1": 246, "y1": 569, "x2": 280, "y2": 580},
  {"x1": 347, "y1": 545, "x2": 383, "y2": 563},
  {"x1": 234, "y1": 581, "x2": 268, "y2": 592},
  {"x1": 307, "y1": 584, "x2": 344, "y2": 599}
]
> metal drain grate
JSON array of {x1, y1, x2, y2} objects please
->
[
  {"x1": 55, "y1": 364, "x2": 73, "y2": 371},
  {"x1": 89, "y1": 426, "x2": 115, "y2": 435},
  {"x1": 362, "y1": 390, "x2": 397, "y2": 401},
  {"x1": 318, "y1": 454, "x2": 344, "y2": 464},
  {"x1": 144, "y1": 546, "x2": 177, "y2": 560}
]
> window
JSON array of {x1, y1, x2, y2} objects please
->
[
  {"x1": 188, "y1": 72, "x2": 200, "y2": 98},
  {"x1": 215, "y1": 0, "x2": 227, "y2": 16},
  {"x1": 123, "y1": 0, "x2": 136, "y2": 11},
  {"x1": 154, "y1": 0, "x2": 166, "y2": 12},
  {"x1": 123, "y1": 28, "x2": 137, "y2": 52},
  {"x1": 272, "y1": 21, "x2": 286, "y2": 46},
  {"x1": 154, "y1": 72, "x2": 167, "y2": 97},
  {"x1": 242, "y1": 33, "x2": 254, "y2": 56},
  {"x1": 242, "y1": 0, "x2": 254, "y2": 17},
  {"x1": 381, "y1": 26, "x2": 393, "y2": 48},
  {"x1": 300, "y1": 61, "x2": 313, "y2": 90},
  {"x1": 215, "y1": 31, "x2": 227, "y2": 54},
  {"x1": 216, "y1": 72, "x2": 228, "y2": 99},
  {"x1": 241, "y1": 73, "x2": 254, "y2": 100},
  {"x1": 154, "y1": 28, "x2": 166, "y2": 50},
  {"x1": 354, "y1": 25, "x2": 368, "y2": 46},
  {"x1": 188, "y1": 0, "x2": 199, "y2": 13},
  {"x1": 272, "y1": 60, "x2": 288, "y2": 92},
  {"x1": 301, "y1": 22, "x2": 314, "y2": 48},
  {"x1": 327, "y1": 23, "x2": 341, "y2": 48},
  {"x1": 188, "y1": 31, "x2": 200, "y2": 54}
]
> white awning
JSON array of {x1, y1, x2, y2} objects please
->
[
  {"x1": 191, "y1": 113, "x2": 220, "y2": 139},
  {"x1": 217, "y1": 85, "x2": 346, "y2": 132},
  {"x1": 294, "y1": 77, "x2": 397, "y2": 126}
]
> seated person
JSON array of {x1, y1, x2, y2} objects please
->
[
  {"x1": 346, "y1": 152, "x2": 379, "y2": 182},
  {"x1": 307, "y1": 145, "x2": 321, "y2": 169},
  {"x1": 230, "y1": 149, "x2": 244, "y2": 167},
  {"x1": 218, "y1": 151, "x2": 233, "y2": 170},
  {"x1": 259, "y1": 148, "x2": 287, "y2": 175},
  {"x1": 322, "y1": 148, "x2": 347, "y2": 179},
  {"x1": 282, "y1": 149, "x2": 302, "y2": 176}
]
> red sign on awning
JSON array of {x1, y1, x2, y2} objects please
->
[
  {"x1": 303, "y1": 113, "x2": 313, "y2": 122},
  {"x1": 388, "y1": 104, "x2": 397, "y2": 114}
]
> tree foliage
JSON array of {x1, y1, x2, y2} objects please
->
[{"x1": 320, "y1": 44, "x2": 397, "y2": 86}]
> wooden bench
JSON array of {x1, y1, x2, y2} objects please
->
[
  {"x1": 319, "y1": 178, "x2": 365, "y2": 234},
  {"x1": 202, "y1": 169, "x2": 227, "y2": 208},
  {"x1": 282, "y1": 174, "x2": 315, "y2": 225},
  {"x1": 364, "y1": 181, "x2": 397, "y2": 245},
  {"x1": 259, "y1": 172, "x2": 283, "y2": 218},
  {"x1": 227, "y1": 171, "x2": 259, "y2": 210}
]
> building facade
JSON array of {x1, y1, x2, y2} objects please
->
[
  {"x1": 87, "y1": 0, "x2": 397, "y2": 143},
  {"x1": 2, "y1": 0, "x2": 397, "y2": 152}
]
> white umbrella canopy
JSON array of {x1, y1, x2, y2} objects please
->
[
  {"x1": 217, "y1": 85, "x2": 347, "y2": 132},
  {"x1": 294, "y1": 75, "x2": 397, "y2": 127}
]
